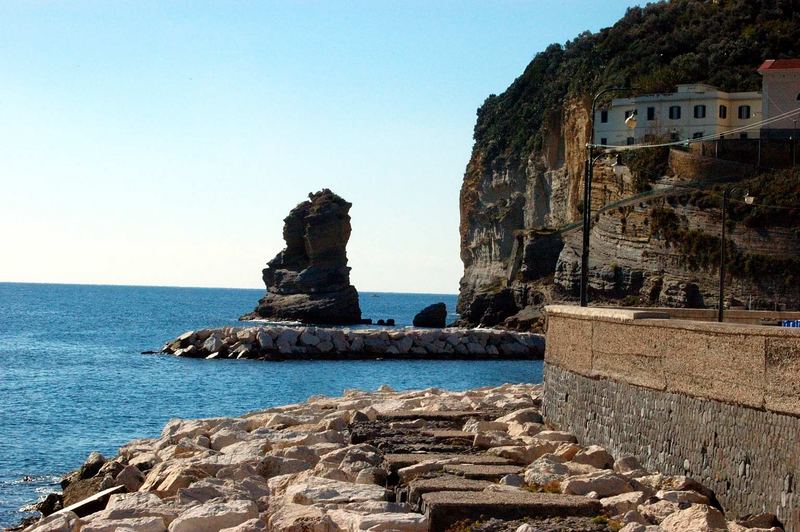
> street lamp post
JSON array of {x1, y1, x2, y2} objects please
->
[
  {"x1": 580, "y1": 87, "x2": 638, "y2": 307},
  {"x1": 718, "y1": 186, "x2": 755, "y2": 322}
]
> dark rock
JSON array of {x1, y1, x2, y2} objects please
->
[
  {"x1": 737, "y1": 513, "x2": 782, "y2": 528},
  {"x1": 412, "y1": 303, "x2": 447, "y2": 328},
  {"x1": 34, "y1": 493, "x2": 62, "y2": 517},
  {"x1": 78, "y1": 452, "x2": 105, "y2": 480},
  {"x1": 377, "y1": 319, "x2": 386, "y2": 325},
  {"x1": 60, "y1": 471, "x2": 79, "y2": 490},
  {"x1": 244, "y1": 189, "x2": 362, "y2": 325},
  {"x1": 62, "y1": 476, "x2": 104, "y2": 507},
  {"x1": 386, "y1": 319, "x2": 395, "y2": 326},
  {"x1": 460, "y1": 289, "x2": 519, "y2": 327},
  {"x1": 502, "y1": 306, "x2": 542, "y2": 331}
]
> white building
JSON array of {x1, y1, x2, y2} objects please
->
[
  {"x1": 758, "y1": 59, "x2": 800, "y2": 139},
  {"x1": 594, "y1": 84, "x2": 761, "y2": 146}
]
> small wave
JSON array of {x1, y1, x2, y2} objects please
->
[{"x1": 241, "y1": 318, "x2": 304, "y2": 326}]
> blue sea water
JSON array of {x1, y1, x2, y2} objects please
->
[{"x1": 0, "y1": 282, "x2": 542, "y2": 527}]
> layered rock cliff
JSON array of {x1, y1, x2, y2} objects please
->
[
  {"x1": 457, "y1": 0, "x2": 800, "y2": 327},
  {"x1": 243, "y1": 189, "x2": 362, "y2": 325}
]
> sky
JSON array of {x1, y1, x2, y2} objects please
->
[{"x1": 1, "y1": 0, "x2": 641, "y2": 293}]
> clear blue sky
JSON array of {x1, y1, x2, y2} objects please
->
[{"x1": 1, "y1": 0, "x2": 641, "y2": 293}]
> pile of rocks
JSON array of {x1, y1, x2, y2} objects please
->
[
  {"x1": 22, "y1": 384, "x2": 783, "y2": 532},
  {"x1": 160, "y1": 326, "x2": 544, "y2": 360}
]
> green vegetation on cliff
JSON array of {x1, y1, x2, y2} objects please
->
[{"x1": 473, "y1": 0, "x2": 800, "y2": 165}]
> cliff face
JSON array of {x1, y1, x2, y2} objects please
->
[
  {"x1": 456, "y1": 1, "x2": 800, "y2": 326},
  {"x1": 458, "y1": 97, "x2": 589, "y2": 325}
]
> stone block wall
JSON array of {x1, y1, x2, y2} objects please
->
[
  {"x1": 543, "y1": 305, "x2": 800, "y2": 530},
  {"x1": 668, "y1": 148, "x2": 756, "y2": 181}
]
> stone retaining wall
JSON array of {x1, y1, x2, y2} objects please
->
[
  {"x1": 543, "y1": 305, "x2": 800, "y2": 530},
  {"x1": 161, "y1": 326, "x2": 544, "y2": 360}
]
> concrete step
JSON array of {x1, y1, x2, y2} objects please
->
[
  {"x1": 424, "y1": 430, "x2": 475, "y2": 440},
  {"x1": 421, "y1": 490, "x2": 602, "y2": 530},
  {"x1": 383, "y1": 453, "x2": 512, "y2": 472},
  {"x1": 402, "y1": 475, "x2": 492, "y2": 506},
  {"x1": 376, "y1": 410, "x2": 489, "y2": 422},
  {"x1": 443, "y1": 463, "x2": 523, "y2": 481}
]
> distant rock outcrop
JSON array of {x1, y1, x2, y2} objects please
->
[
  {"x1": 412, "y1": 303, "x2": 447, "y2": 328},
  {"x1": 242, "y1": 189, "x2": 362, "y2": 325}
]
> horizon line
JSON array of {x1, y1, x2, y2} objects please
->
[{"x1": 0, "y1": 280, "x2": 459, "y2": 297}]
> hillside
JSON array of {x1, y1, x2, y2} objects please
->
[{"x1": 457, "y1": 0, "x2": 800, "y2": 327}]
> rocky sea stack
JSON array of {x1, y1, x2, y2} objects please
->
[{"x1": 242, "y1": 189, "x2": 362, "y2": 325}]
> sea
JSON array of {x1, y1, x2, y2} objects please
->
[{"x1": 0, "y1": 282, "x2": 542, "y2": 527}]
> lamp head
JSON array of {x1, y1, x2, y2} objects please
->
[
  {"x1": 625, "y1": 109, "x2": 638, "y2": 129},
  {"x1": 744, "y1": 191, "x2": 755, "y2": 205},
  {"x1": 611, "y1": 154, "x2": 625, "y2": 178}
]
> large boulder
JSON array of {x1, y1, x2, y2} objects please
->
[
  {"x1": 412, "y1": 303, "x2": 447, "y2": 328},
  {"x1": 659, "y1": 504, "x2": 728, "y2": 531},
  {"x1": 243, "y1": 189, "x2": 362, "y2": 325},
  {"x1": 168, "y1": 499, "x2": 259, "y2": 532}
]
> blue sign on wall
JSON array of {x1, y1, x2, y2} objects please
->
[{"x1": 782, "y1": 320, "x2": 800, "y2": 327}]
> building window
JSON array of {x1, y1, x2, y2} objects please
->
[
  {"x1": 626, "y1": 137, "x2": 635, "y2": 146},
  {"x1": 797, "y1": 92, "x2": 800, "y2": 101},
  {"x1": 693, "y1": 132, "x2": 704, "y2": 139},
  {"x1": 600, "y1": 138, "x2": 607, "y2": 146},
  {"x1": 738, "y1": 105, "x2": 751, "y2": 119},
  {"x1": 719, "y1": 105, "x2": 727, "y2": 119},
  {"x1": 694, "y1": 105, "x2": 706, "y2": 119},
  {"x1": 647, "y1": 107, "x2": 655, "y2": 120},
  {"x1": 669, "y1": 106, "x2": 681, "y2": 119},
  {"x1": 740, "y1": 133, "x2": 748, "y2": 139},
  {"x1": 600, "y1": 110, "x2": 608, "y2": 123}
]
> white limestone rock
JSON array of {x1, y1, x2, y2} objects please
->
[
  {"x1": 328, "y1": 509, "x2": 428, "y2": 531},
  {"x1": 81, "y1": 517, "x2": 167, "y2": 532},
  {"x1": 659, "y1": 504, "x2": 728, "y2": 531},
  {"x1": 285, "y1": 476, "x2": 387, "y2": 505},
  {"x1": 523, "y1": 455, "x2": 570, "y2": 486},
  {"x1": 571, "y1": 445, "x2": 615, "y2": 469},
  {"x1": 600, "y1": 491, "x2": 647, "y2": 515},
  {"x1": 495, "y1": 408, "x2": 543, "y2": 425},
  {"x1": 210, "y1": 429, "x2": 248, "y2": 451},
  {"x1": 473, "y1": 431, "x2": 519, "y2": 450},
  {"x1": 535, "y1": 430, "x2": 577, "y2": 443},
  {"x1": 23, "y1": 512, "x2": 81, "y2": 532},
  {"x1": 638, "y1": 499, "x2": 680, "y2": 524},
  {"x1": 561, "y1": 471, "x2": 633, "y2": 497},
  {"x1": 656, "y1": 489, "x2": 710, "y2": 505},
  {"x1": 268, "y1": 503, "x2": 336, "y2": 532},
  {"x1": 168, "y1": 499, "x2": 258, "y2": 532}
]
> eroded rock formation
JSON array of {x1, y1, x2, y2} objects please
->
[{"x1": 243, "y1": 189, "x2": 362, "y2": 325}]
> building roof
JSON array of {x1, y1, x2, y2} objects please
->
[{"x1": 758, "y1": 59, "x2": 800, "y2": 72}]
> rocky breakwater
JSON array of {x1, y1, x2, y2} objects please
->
[
  {"x1": 161, "y1": 326, "x2": 544, "y2": 360},
  {"x1": 22, "y1": 384, "x2": 784, "y2": 532},
  {"x1": 242, "y1": 189, "x2": 362, "y2": 325}
]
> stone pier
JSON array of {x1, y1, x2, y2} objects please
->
[{"x1": 160, "y1": 326, "x2": 544, "y2": 360}]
